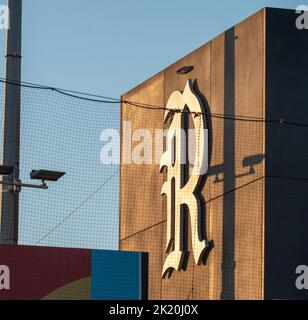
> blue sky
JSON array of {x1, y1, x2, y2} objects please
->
[
  {"x1": 0, "y1": 0, "x2": 301, "y2": 250},
  {"x1": 0, "y1": 0, "x2": 301, "y2": 97}
]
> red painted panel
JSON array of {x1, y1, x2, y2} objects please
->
[{"x1": 0, "y1": 245, "x2": 91, "y2": 300}]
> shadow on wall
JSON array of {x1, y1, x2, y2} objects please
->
[
  {"x1": 208, "y1": 26, "x2": 265, "y2": 300},
  {"x1": 209, "y1": 154, "x2": 265, "y2": 184},
  {"x1": 200, "y1": 152, "x2": 265, "y2": 299}
]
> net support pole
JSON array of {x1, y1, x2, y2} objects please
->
[{"x1": 0, "y1": 0, "x2": 22, "y2": 244}]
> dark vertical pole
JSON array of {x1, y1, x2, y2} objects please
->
[
  {"x1": 0, "y1": 0, "x2": 22, "y2": 244},
  {"x1": 221, "y1": 27, "x2": 235, "y2": 299}
]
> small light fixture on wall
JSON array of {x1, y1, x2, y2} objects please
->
[{"x1": 176, "y1": 66, "x2": 194, "y2": 75}]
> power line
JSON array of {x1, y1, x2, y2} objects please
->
[
  {"x1": 35, "y1": 169, "x2": 119, "y2": 245},
  {"x1": 0, "y1": 77, "x2": 120, "y2": 102},
  {"x1": 1, "y1": 77, "x2": 308, "y2": 126}
]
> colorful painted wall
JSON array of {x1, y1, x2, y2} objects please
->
[{"x1": 0, "y1": 245, "x2": 147, "y2": 300}]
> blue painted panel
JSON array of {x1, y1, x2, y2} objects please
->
[{"x1": 91, "y1": 250, "x2": 145, "y2": 300}]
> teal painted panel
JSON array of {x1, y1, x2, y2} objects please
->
[{"x1": 91, "y1": 250, "x2": 147, "y2": 300}]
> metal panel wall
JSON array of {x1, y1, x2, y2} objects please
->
[{"x1": 120, "y1": 9, "x2": 265, "y2": 300}]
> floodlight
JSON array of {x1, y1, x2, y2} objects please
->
[
  {"x1": 0, "y1": 165, "x2": 14, "y2": 175},
  {"x1": 176, "y1": 66, "x2": 194, "y2": 75},
  {"x1": 30, "y1": 170, "x2": 65, "y2": 182}
]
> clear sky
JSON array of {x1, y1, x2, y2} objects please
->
[
  {"x1": 0, "y1": 0, "x2": 301, "y2": 250},
  {"x1": 0, "y1": 0, "x2": 301, "y2": 97}
]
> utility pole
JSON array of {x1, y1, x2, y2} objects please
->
[{"x1": 0, "y1": 0, "x2": 22, "y2": 244}]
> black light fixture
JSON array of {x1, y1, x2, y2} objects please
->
[
  {"x1": 176, "y1": 66, "x2": 194, "y2": 75},
  {"x1": 0, "y1": 165, "x2": 14, "y2": 176},
  {"x1": 0, "y1": 166, "x2": 65, "y2": 191},
  {"x1": 30, "y1": 170, "x2": 66, "y2": 182}
]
